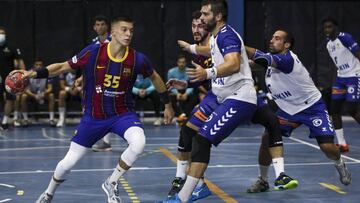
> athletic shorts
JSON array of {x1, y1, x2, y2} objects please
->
[
  {"x1": 332, "y1": 76, "x2": 360, "y2": 102},
  {"x1": 72, "y1": 112, "x2": 143, "y2": 147}
]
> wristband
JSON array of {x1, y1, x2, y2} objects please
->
[
  {"x1": 205, "y1": 67, "x2": 217, "y2": 80},
  {"x1": 189, "y1": 44, "x2": 197, "y2": 55}
]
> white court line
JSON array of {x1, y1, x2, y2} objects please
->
[
  {"x1": 0, "y1": 183, "x2": 15, "y2": 188},
  {"x1": 289, "y1": 137, "x2": 360, "y2": 163},
  {"x1": 0, "y1": 161, "x2": 359, "y2": 175},
  {"x1": 0, "y1": 199, "x2": 12, "y2": 203},
  {"x1": 41, "y1": 128, "x2": 67, "y2": 142}
]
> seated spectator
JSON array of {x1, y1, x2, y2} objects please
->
[
  {"x1": 57, "y1": 71, "x2": 82, "y2": 127},
  {"x1": 133, "y1": 74, "x2": 162, "y2": 126},
  {"x1": 20, "y1": 59, "x2": 55, "y2": 127},
  {"x1": 168, "y1": 54, "x2": 197, "y2": 123}
]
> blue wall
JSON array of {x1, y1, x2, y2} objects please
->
[{"x1": 228, "y1": 0, "x2": 244, "y2": 37}]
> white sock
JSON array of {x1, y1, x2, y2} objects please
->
[
  {"x1": 103, "y1": 134, "x2": 111, "y2": 144},
  {"x1": 108, "y1": 164, "x2": 127, "y2": 183},
  {"x1": 49, "y1": 112, "x2": 54, "y2": 120},
  {"x1": 22, "y1": 112, "x2": 28, "y2": 120},
  {"x1": 335, "y1": 129, "x2": 346, "y2": 145},
  {"x1": 14, "y1": 111, "x2": 19, "y2": 120},
  {"x1": 176, "y1": 160, "x2": 189, "y2": 179},
  {"x1": 272, "y1": 157, "x2": 285, "y2": 178},
  {"x1": 334, "y1": 157, "x2": 344, "y2": 166},
  {"x1": 2, "y1": 115, "x2": 8, "y2": 124},
  {"x1": 178, "y1": 175, "x2": 199, "y2": 202},
  {"x1": 45, "y1": 176, "x2": 62, "y2": 195},
  {"x1": 196, "y1": 177, "x2": 205, "y2": 188},
  {"x1": 58, "y1": 107, "x2": 65, "y2": 121},
  {"x1": 259, "y1": 165, "x2": 269, "y2": 181}
]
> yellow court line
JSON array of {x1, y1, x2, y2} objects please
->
[
  {"x1": 319, "y1": 182, "x2": 347, "y2": 195},
  {"x1": 118, "y1": 177, "x2": 141, "y2": 203},
  {"x1": 159, "y1": 147, "x2": 238, "y2": 203}
]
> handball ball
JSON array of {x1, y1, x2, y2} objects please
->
[{"x1": 5, "y1": 71, "x2": 29, "y2": 95}]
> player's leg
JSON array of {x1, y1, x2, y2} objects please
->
[
  {"x1": 13, "y1": 95, "x2": 21, "y2": 127},
  {"x1": 1, "y1": 93, "x2": 15, "y2": 129},
  {"x1": 20, "y1": 93, "x2": 30, "y2": 127},
  {"x1": 344, "y1": 77, "x2": 360, "y2": 124},
  {"x1": 148, "y1": 91, "x2": 162, "y2": 126},
  {"x1": 330, "y1": 78, "x2": 348, "y2": 151},
  {"x1": 46, "y1": 92, "x2": 56, "y2": 126},
  {"x1": 57, "y1": 90, "x2": 66, "y2": 127}
]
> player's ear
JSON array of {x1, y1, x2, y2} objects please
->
[
  {"x1": 284, "y1": 42, "x2": 291, "y2": 49},
  {"x1": 215, "y1": 12, "x2": 223, "y2": 22}
]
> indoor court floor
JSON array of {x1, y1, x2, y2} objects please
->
[{"x1": 0, "y1": 118, "x2": 359, "y2": 203}]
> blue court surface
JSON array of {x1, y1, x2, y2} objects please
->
[{"x1": 0, "y1": 119, "x2": 359, "y2": 203}]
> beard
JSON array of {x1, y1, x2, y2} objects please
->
[
  {"x1": 204, "y1": 18, "x2": 216, "y2": 32},
  {"x1": 193, "y1": 33, "x2": 208, "y2": 44}
]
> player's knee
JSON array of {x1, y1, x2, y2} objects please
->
[
  {"x1": 316, "y1": 136, "x2": 334, "y2": 147},
  {"x1": 178, "y1": 125, "x2": 197, "y2": 152},
  {"x1": 191, "y1": 134, "x2": 211, "y2": 164},
  {"x1": 125, "y1": 127, "x2": 146, "y2": 155},
  {"x1": 59, "y1": 90, "x2": 66, "y2": 99}
]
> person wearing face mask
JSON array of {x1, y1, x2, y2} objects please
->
[{"x1": 0, "y1": 26, "x2": 25, "y2": 130}]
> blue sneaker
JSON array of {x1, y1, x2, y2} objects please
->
[
  {"x1": 155, "y1": 193, "x2": 193, "y2": 203},
  {"x1": 191, "y1": 183, "x2": 211, "y2": 201}
]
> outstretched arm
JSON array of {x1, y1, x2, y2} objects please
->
[
  {"x1": 178, "y1": 40, "x2": 211, "y2": 57},
  {"x1": 24, "y1": 62, "x2": 73, "y2": 79}
]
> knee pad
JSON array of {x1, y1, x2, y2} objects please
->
[
  {"x1": 191, "y1": 134, "x2": 211, "y2": 164},
  {"x1": 178, "y1": 125, "x2": 197, "y2": 152},
  {"x1": 121, "y1": 127, "x2": 146, "y2": 166}
]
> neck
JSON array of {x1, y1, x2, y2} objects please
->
[
  {"x1": 109, "y1": 41, "x2": 126, "y2": 59},
  {"x1": 330, "y1": 31, "x2": 339, "y2": 41},
  {"x1": 98, "y1": 33, "x2": 109, "y2": 42},
  {"x1": 212, "y1": 21, "x2": 226, "y2": 36},
  {"x1": 199, "y1": 35, "x2": 211, "y2": 46}
]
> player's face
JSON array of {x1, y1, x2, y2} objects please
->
[
  {"x1": 177, "y1": 57, "x2": 187, "y2": 70},
  {"x1": 34, "y1": 61, "x2": 44, "y2": 69},
  {"x1": 93, "y1": 20, "x2": 108, "y2": 36},
  {"x1": 111, "y1": 21, "x2": 134, "y2": 46},
  {"x1": 269, "y1": 31, "x2": 287, "y2": 54},
  {"x1": 323, "y1": 22, "x2": 336, "y2": 38},
  {"x1": 192, "y1": 18, "x2": 208, "y2": 43},
  {"x1": 200, "y1": 4, "x2": 216, "y2": 32}
]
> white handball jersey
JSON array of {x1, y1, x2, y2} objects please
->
[
  {"x1": 326, "y1": 32, "x2": 360, "y2": 77},
  {"x1": 210, "y1": 25, "x2": 256, "y2": 104},
  {"x1": 265, "y1": 51, "x2": 322, "y2": 115}
]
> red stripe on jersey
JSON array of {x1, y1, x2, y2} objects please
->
[
  {"x1": 115, "y1": 48, "x2": 136, "y2": 114},
  {"x1": 91, "y1": 44, "x2": 108, "y2": 119}
]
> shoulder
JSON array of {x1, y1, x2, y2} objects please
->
[{"x1": 337, "y1": 32, "x2": 356, "y2": 44}]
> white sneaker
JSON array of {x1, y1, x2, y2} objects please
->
[
  {"x1": 35, "y1": 192, "x2": 53, "y2": 203},
  {"x1": 56, "y1": 120, "x2": 64, "y2": 127},
  {"x1": 153, "y1": 118, "x2": 161, "y2": 126},
  {"x1": 14, "y1": 119, "x2": 21, "y2": 127},
  {"x1": 102, "y1": 178, "x2": 122, "y2": 203}
]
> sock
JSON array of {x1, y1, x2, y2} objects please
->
[
  {"x1": 22, "y1": 112, "x2": 28, "y2": 120},
  {"x1": 14, "y1": 111, "x2": 19, "y2": 120},
  {"x1": 196, "y1": 177, "x2": 205, "y2": 188},
  {"x1": 178, "y1": 175, "x2": 199, "y2": 202},
  {"x1": 58, "y1": 107, "x2": 65, "y2": 121},
  {"x1": 334, "y1": 157, "x2": 344, "y2": 166},
  {"x1": 108, "y1": 164, "x2": 127, "y2": 183},
  {"x1": 272, "y1": 157, "x2": 284, "y2": 178},
  {"x1": 175, "y1": 160, "x2": 189, "y2": 179},
  {"x1": 2, "y1": 115, "x2": 8, "y2": 124},
  {"x1": 49, "y1": 112, "x2": 54, "y2": 120},
  {"x1": 45, "y1": 176, "x2": 63, "y2": 195},
  {"x1": 259, "y1": 165, "x2": 269, "y2": 181},
  {"x1": 335, "y1": 128, "x2": 346, "y2": 145}
]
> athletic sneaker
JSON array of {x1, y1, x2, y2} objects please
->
[
  {"x1": 14, "y1": 119, "x2": 21, "y2": 127},
  {"x1": 274, "y1": 173, "x2": 299, "y2": 190},
  {"x1": 336, "y1": 144, "x2": 349, "y2": 153},
  {"x1": 247, "y1": 177, "x2": 270, "y2": 193},
  {"x1": 153, "y1": 118, "x2": 162, "y2": 126},
  {"x1": 168, "y1": 177, "x2": 185, "y2": 197},
  {"x1": 335, "y1": 162, "x2": 351, "y2": 185},
  {"x1": 191, "y1": 182, "x2": 211, "y2": 201},
  {"x1": 156, "y1": 193, "x2": 193, "y2": 203},
  {"x1": 0, "y1": 123, "x2": 9, "y2": 130},
  {"x1": 56, "y1": 119, "x2": 65, "y2": 127},
  {"x1": 49, "y1": 120, "x2": 56, "y2": 127},
  {"x1": 102, "y1": 178, "x2": 122, "y2": 203},
  {"x1": 35, "y1": 192, "x2": 53, "y2": 203},
  {"x1": 92, "y1": 141, "x2": 112, "y2": 152}
]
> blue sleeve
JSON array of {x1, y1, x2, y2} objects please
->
[
  {"x1": 338, "y1": 32, "x2": 360, "y2": 54},
  {"x1": 132, "y1": 86, "x2": 139, "y2": 95},
  {"x1": 67, "y1": 44, "x2": 97, "y2": 69},
  {"x1": 217, "y1": 30, "x2": 241, "y2": 56},
  {"x1": 167, "y1": 68, "x2": 174, "y2": 80},
  {"x1": 185, "y1": 88, "x2": 194, "y2": 95},
  {"x1": 139, "y1": 53, "x2": 155, "y2": 78},
  {"x1": 145, "y1": 83, "x2": 155, "y2": 95},
  {"x1": 271, "y1": 52, "x2": 294, "y2": 74}
]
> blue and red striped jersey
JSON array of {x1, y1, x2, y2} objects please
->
[{"x1": 68, "y1": 42, "x2": 154, "y2": 119}]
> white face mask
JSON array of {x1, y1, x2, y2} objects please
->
[{"x1": 0, "y1": 34, "x2": 6, "y2": 46}]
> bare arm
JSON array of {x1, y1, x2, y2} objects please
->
[
  {"x1": 177, "y1": 40, "x2": 211, "y2": 57},
  {"x1": 45, "y1": 83, "x2": 53, "y2": 95},
  {"x1": 25, "y1": 62, "x2": 73, "y2": 79},
  {"x1": 245, "y1": 46, "x2": 256, "y2": 59},
  {"x1": 14, "y1": 59, "x2": 26, "y2": 70}
]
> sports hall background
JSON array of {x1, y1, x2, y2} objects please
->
[{"x1": 0, "y1": 0, "x2": 360, "y2": 95}]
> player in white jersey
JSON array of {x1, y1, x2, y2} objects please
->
[
  {"x1": 246, "y1": 29, "x2": 351, "y2": 188},
  {"x1": 156, "y1": 1, "x2": 258, "y2": 202},
  {"x1": 323, "y1": 17, "x2": 360, "y2": 152}
]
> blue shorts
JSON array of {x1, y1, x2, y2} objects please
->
[
  {"x1": 332, "y1": 76, "x2": 360, "y2": 102},
  {"x1": 188, "y1": 91, "x2": 257, "y2": 146},
  {"x1": 72, "y1": 112, "x2": 143, "y2": 148},
  {"x1": 276, "y1": 99, "x2": 334, "y2": 138}
]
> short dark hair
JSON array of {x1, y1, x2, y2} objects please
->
[
  {"x1": 192, "y1": 10, "x2": 202, "y2": 20},
  {"x1": 111, "y1": 16, "x2": 134, "y2": 26},
  {"x1": 279, "y1": 29, "x2": 295, "y2": 50},
  {"x1": 0, "y1": 26, "x2": 6, "y2": 32},
  {"x1": 322, "y1": 17, "x2": 338, "y2": 26},
  {"x1": 201, "y1": 0, "x2": 228, "y2": 21},
  {"x1": 93, "y1": 14, "x2": 109, "y2": 26},
  {"x1": 177, "y1": 54, "x2": 186, "y2": 61}
]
